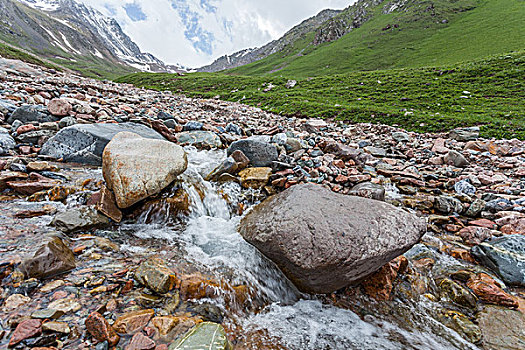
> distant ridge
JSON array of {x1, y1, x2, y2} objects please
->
[
  {"x1": 198, "y1": 9, "x2": 341, "y2": 73},
  {"x1": 205, "y1": 0, "x2": 525, "y2": 77}
]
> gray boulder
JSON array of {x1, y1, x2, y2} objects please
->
[
  {"x1": 435, "y1": 195, "x2": 464, "y2": 215},
  {"x1": 239, "y1": 183, "x2": 426, "y2": 294},
  {"x1": 175, "y1": 130, "x2": 222, "y2": 149},
  {"x1": 444, "y1": 150, "x2": 469, "y2": 168},
  {"x1": 349, "y1": 182, "x2": 386, "y2": 201},
  {"x1": 40, "y1": 122, "x2": 165, "y2": 165},
  {"x1": 471, "y1": 235, "x2": 525, "y2": 286},
  {"x1": 449, "y1": 127, "x2": 479, "y2": 142},
  {"x1": 7, "y1": 105, "x2": 57, "y2": 124},
  {"x1": 0, "y1": 127, "x2": 15, "y2": 155},
  {"x1": 0, "y1": 99, "x2": 16, "y2": 115},
  {"x1": 51, "y1": 207, "x2": 110, "y2": 233},
  {"x1": 227, "y1": 139, "x2": 278, "y2": 167}
]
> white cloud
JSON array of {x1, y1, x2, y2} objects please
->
[{"x1": 78, "y1": 0, "x2": 354, "y2": 67}]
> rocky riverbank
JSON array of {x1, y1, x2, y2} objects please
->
[{"x1": 0, "y1": 58, "x2": 524, "y2": 349}]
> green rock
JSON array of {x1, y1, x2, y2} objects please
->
[
  {"x1": 438, "y1": 278, "x2": 478, "y2": 309},
  {"x1": 135, "y1": 258, "x2": 178, "y2": 294},
  {"x1": 168, "y1": 322, "x2": 232, "y2": 350}
]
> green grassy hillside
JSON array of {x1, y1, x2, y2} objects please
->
[
  {"x1": 0, "y1": 42, "x2": 60, "y2": 70},
  {"x1": 228, "y1": 0, "x2": 525, "y2": 77},
  {"x1": 118, "y1": 51, "x2": 524, "y2": 139}
]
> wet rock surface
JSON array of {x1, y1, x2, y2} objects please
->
[
  {"x1": 51, "y1": 206, "x2": 110, "y2": 233},
  {"x1": 472, "y1": 235, "x2": 525, "y2": 286},
  {"x1": 0, "y1": 58, "x2": 524, "y2": 349},
  {"x1": 19, "y1": 236, "x2": 76, "y2": 279}
]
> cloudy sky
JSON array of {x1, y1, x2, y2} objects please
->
[{"x1": 77, "y1": 0, "x2": 353, "y2": 67}]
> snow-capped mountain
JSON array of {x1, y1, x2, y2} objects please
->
[
  {"x1": 19, "y1": 0, "x2": 61, "y2": 11},
  {"x1": 1, "y1": 0, "x2": 185, "y2": 74}
]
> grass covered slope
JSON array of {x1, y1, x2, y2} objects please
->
[
  {"x1": 0, "y1": 42, "x2": 60, "y2": 70},
  {"x1": 118, "y1": 51, "x2": 524, "y2": 139},
  {"x1": 228, "y1": 0, "x2": 525, "y2": 77}
]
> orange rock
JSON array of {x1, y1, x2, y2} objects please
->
[
  {"x1": 466, "y1": 274, "x2": 518, "y2": 308},
  {"x1": 361, "y1": 256, "x2": 407, "y2": 301},
  {"x1": 180, "y1": 274, "x2": 221, "y2": 300},
  {"x1": 113, "y1": 309, "x2": 155, "y2": 334},
  {"x1": 362, "y1": 264, "x2": 398, "y2": 301},
  {"x1": 9, "y1": 319, "x2": 42, "y2": 347},
  {"x1": 448, "y1": 248, "x2": 477, "y2": 263},
  {"x1": 85, "y1": 312, "x2": 120, "y2": 346}
]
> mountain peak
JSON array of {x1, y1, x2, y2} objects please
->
[
  {"x1": 6, "y1": 0, "x2": 186, "y2": 76},
  {"x1": 18, "y1": 0, "x2": 61, "y2": 12}
]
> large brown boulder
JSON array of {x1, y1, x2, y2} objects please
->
[
  {"x1": 102, "y1": 132, "x2": 187, "y2": 208},
  {"x1": 19, "y1": 237, "x2": 76, "y2": 279},
  {"x1": 239, "y1": 183, "x2": 426, "y2": 294}
]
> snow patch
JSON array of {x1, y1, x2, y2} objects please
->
[
  {"x1": 19, "y1": 0, "x2": 60, "y2": 12},
  {"x1": 93, "y1": 49, "x2": 104, "y2": 59},
  {"x1": 60, "y1": 32, "x2": 80, "y2": 54}
]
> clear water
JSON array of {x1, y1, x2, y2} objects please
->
[{"x1": 125, "y1": 147, "x2": 479, "y2": 350}]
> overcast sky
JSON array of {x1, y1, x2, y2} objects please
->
[{"x1": 77, "y1": 0, "x2": 353, "y2": 67}]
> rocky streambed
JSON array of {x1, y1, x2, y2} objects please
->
[{"x1": 0, "y1": 58, "x2": 524, "y2": 349}]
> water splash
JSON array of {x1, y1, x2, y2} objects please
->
[
  {"x1": 127, "y1": 147, "x2": 478, "y2": 350},
  {"x1": 243, "y1": 300, "x2": 475, "y2": 350}
]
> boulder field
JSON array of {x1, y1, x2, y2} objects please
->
[{"x1": 0, "y1": 58, "x2": 524, "y2": 349}]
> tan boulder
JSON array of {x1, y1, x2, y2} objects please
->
[{"x1": 102, "y1": 132, "x2": 187, "y2": 208}]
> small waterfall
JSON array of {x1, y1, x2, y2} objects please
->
[{"x1": 125, "y1": 147, "x2": 478, "y2": 350}]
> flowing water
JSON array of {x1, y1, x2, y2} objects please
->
[{"x1": 117, "y1": 147, "x2": 478, "y2": 349}]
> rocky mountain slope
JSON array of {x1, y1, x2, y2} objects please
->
[
  {"x1": 221, "y1": 0, "x2": 525, "y2": 76},
  {"x1": 0, "y1": 0, "x2": 184, "y2": 78},
  {"x1": 198, "y1": 8, "x2": 341, "y2": 73}
]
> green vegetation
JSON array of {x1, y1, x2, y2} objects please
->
[
  {"x1": 118, "y1": 51, "x2": 524, "y2": 139},
  {"x1": 48, "y1": 55, "x2": 136, "y2": 80},
  {"x1": 0, "y1": 41, "x2": 133, "y2": 79},
  {"x1": 0, "y1": 42, "x2": 60, "y2": 70},
  {"x1": 229, "y1": 0, "x2": 525, "y2": 77}
]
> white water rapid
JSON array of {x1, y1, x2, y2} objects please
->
[{"x1": 125, "y1": 147, "x2": 479, "y2": 350}]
